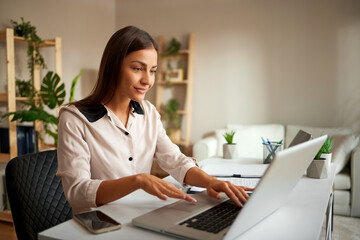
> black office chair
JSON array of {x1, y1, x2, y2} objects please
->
[{"x1": 5, "y1": 150, "x2": 73, "y2": 240}]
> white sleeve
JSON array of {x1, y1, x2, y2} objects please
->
[{"x1": 56, "y1": 108, "x2": 102, "y2": 213}]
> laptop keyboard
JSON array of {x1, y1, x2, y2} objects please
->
[{"x1": 179, "y1": 199, "x2": 241, "y2": 234}]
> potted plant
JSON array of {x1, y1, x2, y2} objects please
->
[
  {"x1": 11, "y1": 17, "x2": 46, "y2": 79},
  {"x1": 307, "y1": 136, "x2": 334, "y2": 179},
  {"x1": 223, "y1": 130, "x2": 239, "y2": 159},
  {"x1": 162, "y1": 37, "x2": 185, "y2": 84},
  {"x1": 4, "y1": 71, "x2": 82, "y2": 147},
  {"x1": 163, "y1": 99, "x2": 181, "y2": 142},
  {"x1": 163, "y1": 38, "x2": 181, "y2": 57},
  {"x1": 3, "y1": 17, "x2": 82, "y2": 148}
]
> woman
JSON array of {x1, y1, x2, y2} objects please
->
[{"x1": 57, "y1": 26, "x2": 251, "y2": 213}]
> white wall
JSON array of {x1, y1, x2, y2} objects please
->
[{"x1": 116, "y1": 0, "x2": 360, "y2": 143}]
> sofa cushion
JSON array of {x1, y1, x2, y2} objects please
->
[
  {"x1": 334, "y1": 190, "x2": 351, "y2": 205},
  {"x1": 285, "y1": 125, "x2": 351, "y2": 148},
  {"x1": 331, "y1": 134, "x2": 359, "y2": 174},
  {"x1": 334, "y1": 190, "x2": 351, "y2": 216},
  {"x1": 334, "y1": 168, "x2": 351, "y2": 190},
  {"x1": 285, "y1": 125, "x2": 358, "y2": 173},
  {"x1": 215, "y1": 124, "x2": 285, "y2": 158}
]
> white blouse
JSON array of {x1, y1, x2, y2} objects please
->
[{"x1": 56, "y1": 100, "x2": 197, "y2": 213}]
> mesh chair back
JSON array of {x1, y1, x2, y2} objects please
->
[{"x1": 5, "y1": 150, "x2": 73, "y2": 240}]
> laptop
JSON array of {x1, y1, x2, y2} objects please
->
[{"x1": 133, "y1": 135, "x2": 327, "y2": 240}]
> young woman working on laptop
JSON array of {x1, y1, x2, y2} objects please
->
[{"x1": 57, "y1": 26, "x2": 252, "y2": 213}]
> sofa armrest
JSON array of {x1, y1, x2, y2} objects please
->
[
  {"x1": 351, "y1": 141, "x2": 360, "y2": 217},
  {"x1": 193, "y1": 136, "x2": 218, "y2": 162}
]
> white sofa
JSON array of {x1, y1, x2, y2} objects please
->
[{"x1": 193, "y1": 124, "x2": 360, "y2": 217}]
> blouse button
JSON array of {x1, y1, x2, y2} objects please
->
[
  {"x1": 129, "y1": 157, "x2": 133, "y2": 161},
  {"x1": 125, "y1": 131, "x2": 129, "y2": 135}
]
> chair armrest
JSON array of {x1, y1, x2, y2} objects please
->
[
  {"x1": 193, "y1": 136, "x2": 218, "y2": 162},
  {"x1": 351, "y1": 141, "x2": 360, "y2": 217}
]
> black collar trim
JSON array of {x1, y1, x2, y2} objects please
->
[
  {"x1": 76, "y1": 101, "x2": 143, "y2": 123},
  {"x1": 131, "y1": 100, "x2": 144, "y2": 115},
  {"x1": 76, "y1": 104, "x2": 107, "y2": 123}
]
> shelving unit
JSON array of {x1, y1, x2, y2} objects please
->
[
  {"x1": 155, "y1": 34, "x2": 194, "y2": 155},
  {"x1": 0, "y1": 28, "x2": 61, "y2": 163},
  {"x1": 0, "y1": 28, "x2": 61, "y2": 222}
]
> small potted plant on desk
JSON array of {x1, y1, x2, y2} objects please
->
[
  {"x1": 223, "y1": 130, "x2": 239, "y2": 159},
  {"x1": 307, "y1": 136, "x2": 334, "y2": 179}
]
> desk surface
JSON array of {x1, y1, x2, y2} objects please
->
[{"x1": 39, "y1": 160, "x2": 336, "y2": 240}]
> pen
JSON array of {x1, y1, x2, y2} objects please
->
[
  {"x1": 267, "y1": 138, "x2": 274, "y2": 151},
  {"x1": 212, "y1": 174, "x2": 262, "y2": 178},
  {"x1": 261, "y1": 137, "x2": 272, "y2": 153},
  {"x1": 264, "y1": 139, "x2": 283, "y2": 164}
]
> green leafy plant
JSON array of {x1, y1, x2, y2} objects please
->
[
  {"x1": 164, "y1": 99, "x2": 181, "y2": 134},
  {"x1": 164, "y1": 38, "x2": 181, "y2": 57},
  {"x1": 223, "y1": 130, "x2": 236, "y2": 144},
  {"x1": 163, "y1": 38, "x2": 182, "y2": 79},
  {"x1": 315, "y1": 136, "x2": 334, "y2": 160},
  {"x1": 5, "y1": 17, "x2": 83, "y2": 147},
  {"x1": 69, "y1": 70, "x2": 83, "y2": 102},
  {"x1": 41, "y1": 72, "x2": 65, "y2": 109},
  {"x1": 4, "y1": 71, "x2": 82, "y2": 146},
  {"x1": 16, "y1": 79, "x2": 35, "y2": 98},
  {"x1": 11, "y1": 17, "x2": 46, "y2": 77}
]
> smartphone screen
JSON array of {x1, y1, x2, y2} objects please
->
[{"x1": 74, "y1": 210, "x2": 121, "y2": 234}]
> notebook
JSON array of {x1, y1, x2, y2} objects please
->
[{"x1": 133, "y1": 135, "x2": 326, "y2": 240}]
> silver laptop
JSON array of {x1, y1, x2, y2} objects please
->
[{"x1": 133, "y1": 135, "x2": 327, "y2": 240}]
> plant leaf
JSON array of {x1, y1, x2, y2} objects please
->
[
  {"x1": 69, "y1": 70, "x2": 83, "y2": 102},
  {"x1": 6, "y1": 106, "x2": 57, "y2": 124},
  {"x1": 40, "y1": 71, "x2": 65, "y2": 109}
]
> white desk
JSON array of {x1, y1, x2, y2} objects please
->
[{"x1": 39, "y1": 160, "x2": 336, "y2": 240}]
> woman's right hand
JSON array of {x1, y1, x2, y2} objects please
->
[{"x1": 136, "y1": 173, "x2": 197, "y2": 203}]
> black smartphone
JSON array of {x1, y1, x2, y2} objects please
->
[{"x1": 74, "y1": 210, "x2": 121, "y2": 234}]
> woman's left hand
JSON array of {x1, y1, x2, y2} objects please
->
[
  {"x1": 184, "y1": 167, "x2": 254, "y2": 207},
  {"x1": 205, "y1": 178, "x2": 253, "y2": 207}
]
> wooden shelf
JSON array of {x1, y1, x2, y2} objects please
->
[
  {"x1": 0, "y1": 210, "x2": 13, "y2": 223},
  {"x1": 0, "y1": 30, "x2": 56, "y2": 47},
  {"x1": 0, "y1": 93, "x2": 6, "y2": 102},
  {"x1": 179, "y1": 49, "x2": 189, "y2": 54},
  {"x1": 1, "y1": 27, "x2": 62, "y2": 161},
  {"x1": 177, "y1": 110, "x2": 187, "y2": 115},
  {"x1": 172, "y1": 139, "x2": 187, "y2": 146},
  {"x1": 0, "y1": 93, "x2": 40, "y2": 102},
  {"x1": 155, "y1": 34, "x2": 194, "y2": 155},
  {"x1": 39, "y1": 144, "x2": 56, "y2": 152},
  {"x1": 161, "y1": 49, "x2": 189, "y2": 60},
  {"x1": 158, "y1": 80, "x2": 189, "y2": 86},
  {"x1": 0, "y1": 28, "x2": 61, "y2": 223},
  {"x1": 0, "y1": 153, "x2": 10, "y2": 163},
  {"x1": 159, "y1": 109, "x2": 187, "y2": 115}
]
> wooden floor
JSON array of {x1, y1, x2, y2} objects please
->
[{"x1": 0, "y1": 221, "x2": 17, "y2": 240}]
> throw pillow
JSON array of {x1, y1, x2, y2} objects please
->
[{"x1": 331, "y1": 134, "x2": 359, "y2": 174}]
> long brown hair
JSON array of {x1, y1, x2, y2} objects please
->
[{"x1": 74, "y1": 26, "x2": 158, "y2": 107}]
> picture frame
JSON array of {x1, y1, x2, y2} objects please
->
[{"x1": 165, "y1": 68, "x2": 184, "y2": 82}]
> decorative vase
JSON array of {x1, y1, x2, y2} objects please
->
[
  {"x1": 223, "y1": 144, "x2": 239, "y2": 159},
  {"x1": 320, "y1": 153, "x2": 332, "y2": 169},
  {"x1": 307, "y1": 159, "x2": 328, "y2": 179}
]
